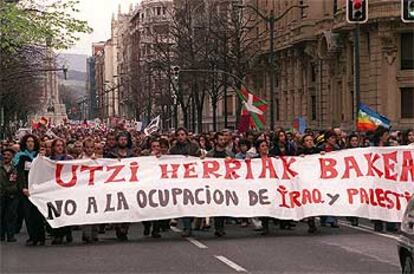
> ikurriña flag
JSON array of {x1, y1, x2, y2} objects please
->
[
  {"x1": 357, "y1": 103, "x2": 391, "y2": 131},
  {"x1": 237, "y1": 86, "x2": 268, "y2": 130}
]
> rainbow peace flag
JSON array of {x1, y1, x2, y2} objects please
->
[{"x1": 357, "y1": 103, "x2": 390, "y2": 131}]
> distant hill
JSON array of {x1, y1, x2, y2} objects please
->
[
  {"x1": 57, "y1": 53, "x2": 88, "y2": 73},
  {"x1": 56, "y1": 53, "x2": 88, "y2": 101}
]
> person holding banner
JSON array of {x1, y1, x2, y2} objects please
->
[
  {"x1": 270, "y1": 130, "x2": 296, "y2": 230},
  {"x1": 345, "y1": 134, "x2": 361, "y2": 227},
  {"x1": 79, "y1": 138, "x2": 99, "y2": 243},
  {"x1": 317, "y1": 130, "x2": 340, "y2": 228},
  {"x1": 236, "y1": 139, "x2": 252, "y2": 228},
  {"x1": 142, "y1": 139, "x2": 162, "y2": 239},
  {"x1": 168, "y1": 128, "x2": 201, "y2": 237},
  {"x1": 49, "y1": 139, "x2": 74, "y2": 245},
  {"x1": 254, "y1": 139, "x2": 272, "y2": 236},
  {"x1": 371, "y1": 126, "x2": 397, "y2": 232},
  {"x1": 14, "y1": 134, "x2": 45, "y2": 246},
  {"x1": 105, "y1": 131, "x2": 136, "y2": 241},
  {"x1": 297, "y1": 134, "x2": 321, "y2": 233},
  {"x1": 206, "y1": 132, "x2": 235, "y2": 237}
]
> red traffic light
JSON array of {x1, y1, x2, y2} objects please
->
[
  {"x1": 353, "y1": 0, "x2": 362, "y2": 9},
  {"x1": 347, "y1": 0, "x2": 368, "y2": 23}
]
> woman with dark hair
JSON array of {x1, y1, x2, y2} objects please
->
[
  {"x1": 254, "y1": 139, "x2": 273, "y2": 235},
  {"x1": 14, "y1": 134, "x2": 45, "y2": 246},
  {"x1": 270, "y1": 130, "x2": 296, "y2": 157},
  {"x1": 197, "y1": 134, "x2": 212, "y2": 154},
  {"x1": 403, "y1": 129, "x2": 414, "y2": 146},
  {"x1": 49, "y1": 139, "x2": 74, "y2": 244},
  {"x1": 270, "y1": 130, "x2": 296, "y2": 230}
]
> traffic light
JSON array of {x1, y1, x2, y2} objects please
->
[
  {"x1": 346, "y1": 0, "x2": 368, "y2": 24},
  {"x1": 402, "y1": 0, "x2": 414, "y2": 23},
  {"x1": 172, "y1": 66, "x2": 180, "y2": 81}
]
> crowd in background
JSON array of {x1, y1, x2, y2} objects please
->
[{"x1": 1, "y1": 122, "x2": 413, "y2": 246}]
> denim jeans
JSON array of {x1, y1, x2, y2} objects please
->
[{"x1": 320, "y1": 216, "x2": 337, "y2": 225}]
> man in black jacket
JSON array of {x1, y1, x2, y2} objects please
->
[
  {"x1": 206, "y1": 132, "x2": 235, "y2": 237},
  {"x1": 169, "y1": 128, "x2": 201, "y2": 237},
  {"x1": 104, "y1": 131, "x2": 136, "y2": 241},
  {"x1": 298, "y1": 134, "x2": 321, "y2": 233}
]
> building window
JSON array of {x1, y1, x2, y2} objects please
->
[
  {"x1": 401, "y1": 33, "x2": 414, "y2": 70},
  {"x1": 311, "y1": 95, "x2": 316, "y2": 121},
  {"x1": 223, "y1": 95, "x2": 234, "y2": 116},
  {"x1": 276, "y1": 99, "x2": 280, "y2": 121},
  {"x1": 300, "y1": 0, "x2": 305, "y2": 18},
  {"x1": 333, "y1": 0, "x2": 338, "y2": 14},
  {"x1": 401, "y1": 88, "x2": 414, "y2": 118},
  {"x1": 367, "y1": 32, "x2": 371, "y2": 61},
  {"x1": 157, "y1": 7, "x2": 161, "y2": 16},
  {"x1": 310, "y1": 63, "x2": 316, "y2": 82}
]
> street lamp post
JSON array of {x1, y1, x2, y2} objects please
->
[{"x1": 233, "y1": 3, "x2": 307, "y2": 130}]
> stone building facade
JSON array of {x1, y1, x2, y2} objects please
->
[
  {"x1": 247, "y1": 0, "x2": 414, "y2": 130},
  {"x1": 126, "y1": 0, "x2": 173, "y2": 123}
]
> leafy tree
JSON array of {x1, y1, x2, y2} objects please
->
[{"x1": 0, "y1": 0, "x2": 92, "y2": 53}]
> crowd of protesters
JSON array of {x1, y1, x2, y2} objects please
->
[{"x1": 0, "y1": 122, "x2": 413, "y2": 246}]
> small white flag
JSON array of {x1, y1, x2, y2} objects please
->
[
  {"x1": 144, "y1": 116, "x2": 160, "y2": 136},
  {"x1": 135, "y1": 122, "x2": 143, "y2": 131}
]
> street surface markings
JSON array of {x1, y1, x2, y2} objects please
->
[
  {"x1": 214, "y1": 255, "x2": 248, "y2": 273},
  {"x1": 171, "y1": 226, "x2": 248, "y2": 271},
  {"x1": 170, "y1": 226, "x2": 208, "y2": 249},
  {"x1": 187, "y1": 237, "x2": 208, "y2": 249},
  {"x1": 338, "y1": 220, "x2": 400, "y2": 241},
  {"x1": 320, "y1": 239, "x2": 400, "y2": 268}
]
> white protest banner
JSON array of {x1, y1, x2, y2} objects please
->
[{"x1": 29, "y1": 147, "x2": 414, "y2": 228}]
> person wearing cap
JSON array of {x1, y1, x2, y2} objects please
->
[{"x1": 0, "y1": 148, "x2": 19, "y2": 242}]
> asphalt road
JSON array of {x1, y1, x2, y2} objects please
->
[{"x1": 0, "y1": 218, "x2": 402, "y2": 274}]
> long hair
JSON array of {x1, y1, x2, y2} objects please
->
[
  {"x1": 51, "y1": 139, "x2": 67, "y2": 157},
  {"x1": 403, "y1": 129, "x2": 414, "y2": 145},
  {"x1": 20, "y1": 134, "x2": 40, "y2": 152}
]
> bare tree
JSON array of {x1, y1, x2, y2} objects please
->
[
  {"x1": 0, "y1": 46, "x2": 46, "y2": 135},
  {"x1": 127, "y1": 0, "x2": 266, "y2": 131}
]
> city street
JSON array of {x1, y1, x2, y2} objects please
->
[
  {"x1": 1, "y1": 0, "x2": 413, "y2": 273},
  {"x1": 1, "y1": 219, "x2": 401, "y2": 273}
]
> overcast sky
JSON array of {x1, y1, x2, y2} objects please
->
[{"x1": 62, "y1": 0, "x2": 139, "y2": 56}]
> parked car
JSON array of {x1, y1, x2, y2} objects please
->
[{"x1": 398, "y1": 197, "x2": 414, "y2": 274}]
